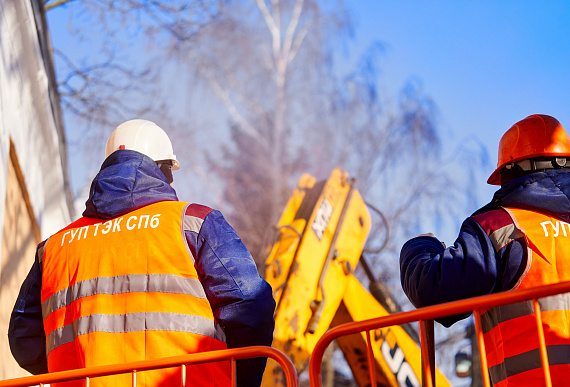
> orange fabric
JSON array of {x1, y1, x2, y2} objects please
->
[
  {"x1": 482, "y1": 207, "x2": 570, "y2": 385},
  {"x1": 41, "y1": 201, "x2": 230, "y2": 387},
  {"x1": 486, "y1": 311, "x2": 570, "y2": 360},
  {"x1": 494, "y1": 364, "x2": 570, "y2": 387}
]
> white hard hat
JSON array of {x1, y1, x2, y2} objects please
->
[{"x1": 105, "y1": 119, "x2": 180, "y2": 170}]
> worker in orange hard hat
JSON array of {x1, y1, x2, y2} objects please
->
[
  {"x1": 487, "y1": 114, "x2": 570, "y2": 185},
  {"x1": 8, "y1": 119, "x2": 275, "y2": 387},
  {"x1": 400, "y1": 114, "x2": 570, "y2": 386}
]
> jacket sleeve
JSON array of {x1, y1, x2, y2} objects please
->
[
  {"x1": 8, "y1": 244, "x2": 48, "y2": 375},
  {"x1": 400, "y1": 217, "x2": 505, "y2": 327},
  {"x1": 184, "y1": 207, "x2": 275, "y2": 387}
]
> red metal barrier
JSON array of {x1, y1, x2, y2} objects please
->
[
  {"x1": 0, "y1": 346, "x2": 298, "y2": 387},
  {"x1": 309, "y1": 280, "x2": 570, "y2": 387}
]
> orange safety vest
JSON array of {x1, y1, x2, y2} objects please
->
[
  {"x1": 40, "y1": 201, "x2": 231, "y2": 387},
  {"x1": 481, "y1": 207, "x2": 570, "y2": 386}
]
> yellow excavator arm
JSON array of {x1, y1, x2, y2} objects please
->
[{"x1": 261, "y1": 168, "x2": 450, "y2": 387}]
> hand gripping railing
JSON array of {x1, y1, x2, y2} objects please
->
[
  {"x1": 0, "y1": 346, "x2": 299, "y2": 387},
  {"x1": 308, "y1": 280, "x2": 570, "y2": 387}
]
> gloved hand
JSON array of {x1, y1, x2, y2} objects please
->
[{"x1": 417, "y1": 233, "x2": 446, "y2": 248}]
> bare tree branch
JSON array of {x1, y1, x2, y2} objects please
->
[{"x1": 201, "y1": 69, "x2": 265, "y2": 146}]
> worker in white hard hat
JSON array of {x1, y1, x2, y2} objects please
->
[
  {"x1": 9, "y1": 119, "x2": 275, "y2": 387},
  {"x1": 104, "y1": 119, "x2": 181, "y2": 184}
]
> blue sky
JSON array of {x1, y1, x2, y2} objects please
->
[{"x1": 350, "y1": 0, "x2": 570, "y2": 206}]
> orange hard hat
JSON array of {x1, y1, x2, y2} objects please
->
[{"x1": 487, "y1": 114, "x2": 570, "y2": 185}]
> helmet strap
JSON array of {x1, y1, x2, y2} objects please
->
[
  {"x1": 512, "y1": 157, "x2": 569, "y2": 172},
  {"x1": 156, "y1": 161, "x2": 174, "y2": 184},
  {"x1": 501, "y1": 157, "x2": 570, "y2": 186}
]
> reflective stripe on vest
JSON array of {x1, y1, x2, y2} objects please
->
[
  {"x1": 46, "y1": 312, "x2": 226, "y2": 354},
  {"x1": 42, "y1": 274, "x2": 208, "y2": 317},
  {"x1": 481, "y1": 207, "x2": 570, "y2": 386},
  {"x1": 42, "y1": 273, "x2": 225, "y2": 353},
  {"x1": 41, "y1": 201, "x2": 229, "y2": 384},
  {"x1": 487, "y1": 221, "x2": 525, "y2": 253}
]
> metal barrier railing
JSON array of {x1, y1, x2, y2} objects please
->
[
  {"x1": 0, "y1": 346, "x2": 299, "y2": 387},
  {"x1": 308, "y1": 280, "x2": 570, "y2": 387}
]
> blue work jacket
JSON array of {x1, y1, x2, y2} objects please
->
[{"x1": 400, "y1": 169, "x2": 570, "y2": 327}]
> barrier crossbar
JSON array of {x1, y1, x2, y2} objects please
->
[
  {"x1": 0, "y1": 346, "x2": 299, "y2": 387},
  {"x1": 308, "y1": 280, "x2": 570, "y2": 387}
]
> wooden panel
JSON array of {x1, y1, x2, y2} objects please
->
[{"x1": 0, "y1": 142, "x2": 41, "y2": 379}]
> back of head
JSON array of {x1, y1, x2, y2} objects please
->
[
  {"x1": 105, "y1": 119, "x2": 180, "y2": 170},
  {"x1": 488, "y1": 114, "x2": 570, "y2": 186}
]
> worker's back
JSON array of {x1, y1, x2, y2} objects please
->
[{"x1": 41, "y1": 201, "x2": 230, "y2": 386}]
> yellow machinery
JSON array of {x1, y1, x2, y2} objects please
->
[{"x1": 261, "y1": 168, "x2": 450, "y2": 387}]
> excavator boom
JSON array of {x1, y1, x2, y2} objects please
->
[{"x1": 262, "y1": 168, "x2": 450, "y2": 387}]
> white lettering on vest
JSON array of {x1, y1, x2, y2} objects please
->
[
  {"x1": 59, "y1": 213, "x2": 162, "y2": 246},
  {"x1": 126, "y1": 216, "x2": 137, "y2": 230},
  {"x1": 150, "y1": 214, "x2": 161, "y2": 228},
  {"x1": 79, "y1": 226, "x2": 89, "y2": 240},
  {"x1": 101, "y1": 220, "x2": 112, "y2": 235},
  {"x1": 69, "y1": 229, "x2": 79, "y2": 243},
  {"x1": 138, "y1": 215, "x2": 150, "y2": 229},
  {"x1": 61, "y1": 231, "x2": 70, "y2": 246},
  {"x1": 112, "y1": 218, "x2": 123, "y2": 232},
  {"x1": 540, "y1": 220, "x2": 570, "y2": 237}
]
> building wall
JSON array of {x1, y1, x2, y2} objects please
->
[
  {"x1": 0, "y1": 0, "x2": 73, "y2": 379},
  {"x1": 0, "y1": 142, "x2": 41, "y2": 379}
]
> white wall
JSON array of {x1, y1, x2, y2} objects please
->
[
  {"x1": 0, "y1": 0, "x2": 73, "y2": 242},
  {"x1": 0, "y1": 0, "x2": 74, "y2": 380}
]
